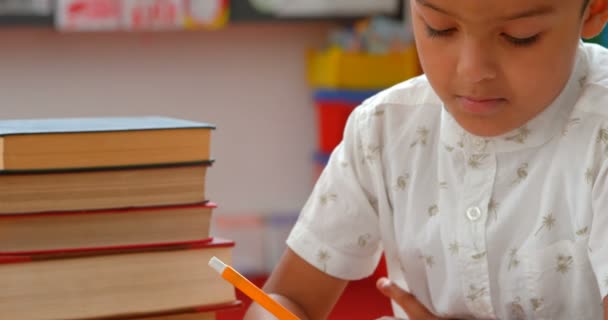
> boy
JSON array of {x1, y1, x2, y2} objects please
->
[{"x1": 245, "y1": 0, "x2": 608, "y2": 319}]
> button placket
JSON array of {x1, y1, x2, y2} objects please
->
[
  {"x1": 458, "y1": 151, "x2": 497, "y2": 318},
  {"x1": 466, "y1": 134, "x2": 490, "y2": 154},
  {"x1": 466, "y1": 206, "x2": 482, "y2": 221},
  {"x1": 472, "y1": 138, "x2": 486, "y2": 152}
]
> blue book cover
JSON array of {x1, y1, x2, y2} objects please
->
[
  {"x1": 0, "y1": 116, "x2": 215, "y2": 136},
  {"x1": 0, "y1": 116, "x2": 216, "y2": 171}
]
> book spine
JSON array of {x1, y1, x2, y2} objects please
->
[
  {"x1": 0, "y1": 160, "x2": 214, "y2": 175},
  {"x1": 75, "y1": 301, "x2": 243, "y2": 320},
  {"x1": 0, "y1": 136, "x2": 3, "y2": 170},
  {"x1": 0, "y1": 255, "x2": 31, "y2": 264},
  {"x1": 0, "y1": 202, "x2": 217, "y2": 218},
  {"x1": 0, "y1": 238, "x2": 234, "y2": 263},
  {"x1": 0, "y1": 238, "x2": 214, "y2": 257}
]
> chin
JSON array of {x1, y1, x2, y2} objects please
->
[
  {"x1": 450, "y1": 113, "x2": 514, "y2": 137},
  {"x1": 462, "y1": 119, "x2": 519, "y2": 137}
]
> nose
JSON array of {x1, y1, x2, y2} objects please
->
[{"x1": 457, "y1": 38, "x2": 497, "y2": 84}]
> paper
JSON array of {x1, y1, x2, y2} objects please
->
[
  {"x1": 55, "y1": 0, "x2": 122, "y2": 31},
  {"x1": 123, "y1": 0, "x2": 184, "y2": 30},
  {"x1": 56, "y1": 0, "x2": 228, "y2": 31}
]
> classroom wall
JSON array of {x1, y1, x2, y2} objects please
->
[{"x1": 0, "y1": 22, "x2": 335, "y2": 215}]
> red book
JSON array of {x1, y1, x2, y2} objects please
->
[
  {"x1": 0, "y1": 202, "x2": 217, "y2": 254},
  {"x1": 0, "y1": 238, "x2": 237, "y2": 320},
  {"x1": 114, "y1": 301, "x2": 243, "y2": 319}
]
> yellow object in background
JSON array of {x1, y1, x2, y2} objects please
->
[
  {"x1": 307, "y1": 45, "x2": 421, "y2": 90},
  {"x1": 183, "y1": 0, "x2": 229, "y2": 30}
]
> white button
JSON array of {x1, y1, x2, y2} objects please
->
[
  {"x1": 466, "y1": 207, "x2": 482, "y2": 221},
  {"x1": 473, "y1": 138, "x2": 485, "y2": 150}
]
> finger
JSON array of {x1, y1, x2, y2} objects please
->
[{"x1": 376, "y1": 277, "x2": 437, "y2": 319}]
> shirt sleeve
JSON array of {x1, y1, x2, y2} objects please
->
[
  {"x1": 286, "y1": 105, "x2": 383, "y2": 280},
  {"x1": 589, "y1": 157, "x2": 608, "y2": 299}
]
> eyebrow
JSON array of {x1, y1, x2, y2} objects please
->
[
  {"x1": 415, "y1": 0, "x2": 455, "y2": 17},
  {"x1": 504, "y1": 6, "x2": 555, "y2": 20},
  {"x1": 415, "y1": 0, "x2": 555, "y2": 20}
]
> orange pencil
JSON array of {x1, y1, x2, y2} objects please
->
[{"x1": 209, "y1": 256, "x2": 301, "y2": 320}]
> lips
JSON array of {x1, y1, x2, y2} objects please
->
[
  {"x1": 464, "y1": 96, "x2": 502, "y2": 102},
  {"x1": 457, "y1": 96, "x2": 506, "y2": 115}
]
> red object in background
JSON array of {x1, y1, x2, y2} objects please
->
[
  {"x1": 130, "y1": 0, "x2": 178, "y2": 29},
  {"x1": 67, "y1": 0, "x2": 120, "y2": 19},
  {"x1": 316, "y1": 101, "x2": 357, "y2": 154},
  {"x1": 374, "y1": 254, "x2": 388, "y2": 278},
  {"x1": 591, "y1": 0, "x2": 607, "y2": 14}
]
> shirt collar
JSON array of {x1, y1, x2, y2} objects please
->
[{"x1": 440, "y1": 42, "x2": 589, "y2": 154}]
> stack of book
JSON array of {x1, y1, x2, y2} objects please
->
[{"x1": 0, "y1": 116, "x2": 239, "y2": 319}]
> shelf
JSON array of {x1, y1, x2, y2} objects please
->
[
  {"x1": 230, "y1": 1, "x2": 404, "y2": 22},
  {"x1": 0, "y1": 15, "x2": 52, "y2": 26},
  {"x1": 0, "y1": 1, "x2": 405, "y2": 28}
]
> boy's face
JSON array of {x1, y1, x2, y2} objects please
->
[{"x1": 411, "y1": 0, "x2": 587, "y2": 136}]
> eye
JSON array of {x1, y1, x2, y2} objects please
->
[
  {"x1": 502, "y1": 33, "x2": 541, "y2": 47},
  {"x1": 425, "y1": 24, "x2": 456, "y2": 38}
]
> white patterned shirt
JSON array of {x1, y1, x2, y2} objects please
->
[{"x1": 287, "y1": 42, "x2": 608, "y2": 319}]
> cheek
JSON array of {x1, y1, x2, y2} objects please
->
[
  {"x1": 411, "y1": 19, "x2": 456, "y2": 95},
  {"x1": 415, "y1": 37, "x2": 454, "y2": 95},
  {"x1": 504, "y1": 68, "x2": 541, "y2": 104},
  {"x1": 500, "y1": 42, "x2": 577, "y2": 103}
]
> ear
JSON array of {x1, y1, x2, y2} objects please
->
[{"x1": 582, "y1": 0, "x2": 608, "y2": 39}]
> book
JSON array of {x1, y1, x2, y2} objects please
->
[
  {"x1": 132, "y1": 312, "x2": 215, "y2": 320},
  {"x1": 0, "y1": 239, "x2": 236, "y2": 320},
  {"x1": 123, "y1": 0, "x2": 184, "y2": 31},
  {"x1": 127, "y1": 311, "x2": 215, "y2": 320},
  {"x1": 117, "y1": 301, "x2": 242, "y2": 320},
  {"x1": 0, "y1": 162, "x2": 209, "y2": 214},
  {"x1": 0, "y1": 202, "x2": 216, "y2": 254},
  {"x1": 56, "y1": 0, "x2": 122, "y2": 32},
  {"x1": 0, "y1": 116, "x2": 214, "y2": 171}
]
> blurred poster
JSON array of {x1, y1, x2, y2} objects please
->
[
  {"x1": 183, "y1": 0, "x2": 228, "y2": 30},
  {"x1": 249, "y1": 0, "x2": 399, "y2": 17},
  {"x1": 0, "y1": 0, "x2": 52, "y2": 15},
  {"x1": 123, "y1": 0, "x2": 184, "y2": 30},
  {"x1": 56, "y1": 0, "x2": 228, "y2": 31},
  {"x1": 55, "y1": 0, "x2": 122, "y2": 31}
]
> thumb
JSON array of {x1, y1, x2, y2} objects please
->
[{"x1": 376, "y1": 277, "x2": 437, "y2": 320}]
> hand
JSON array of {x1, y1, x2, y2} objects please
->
[{"x1": 376, "y1": 277, "x2": 451, "y2": 320}]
